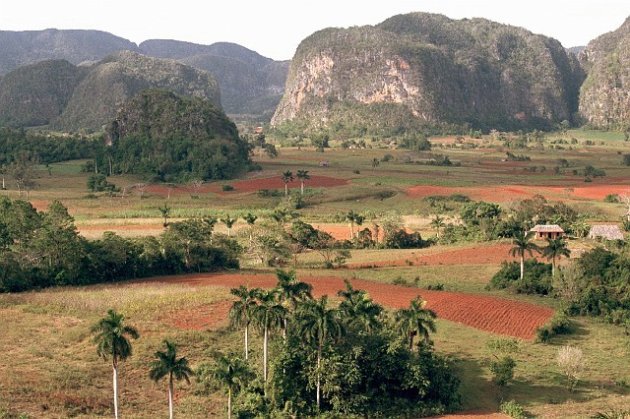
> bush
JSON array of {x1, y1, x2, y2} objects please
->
[
  {"x1": 536, "y1": 312, "x2": 573, "y2": 342},
  {"x1": 500, "y1": 400, "x2": 526, "y2": 418},
  {"x1": 604, "y1": 194, "x2": 620, "y2": 203},
  {"x1": 488, "y1": 260, "x2": 552, "y2": 295},
  {"x1": 86, "y1": 174, "x2": 118, "y2": 192},
  {"x1": 384, "y1": 229, "x2": 428, "y2": 249},
  {"x1": 622, "y1": 154, "x2": 630, "y2": 166},
  {"x1": 222, "y1": 184, "x2": 234, "y2": 191},
  {"x1": 257, "y1": 188, "x2": 283, "y2": 197}
]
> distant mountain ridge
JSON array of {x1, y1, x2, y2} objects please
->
[
  {"x1": 140, "y1": 40, "x2": 289, "y2": 118},
  {"x1": 0, "y1": 29, "x2": 289, "y2": 122}
]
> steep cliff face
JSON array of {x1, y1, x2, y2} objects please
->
[
  {"x1": 0, "y1": 60, "x2": 87, "y2": 127},
  {"x1": 53, "y1": 51, "x2": 221, "y2": 131},
  {"x1": 140, "y1": 40, "x2": 289, "y2": 119},
  {"x1": 0, "y1": 29, "x2": 140, "y2": 75},
  {"x1": 272, "y1": 13, "x2": 584, "y2": 133},
  {"x1": 579, "y1": 17, "x2": 630, "y2": 129}
]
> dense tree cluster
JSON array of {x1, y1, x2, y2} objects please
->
[
  {"x1": 200, "y1": 272, "x2": 461, "y2": 417},
  {"x1": 0, "y1": 197, "x2": 240, "y2": 292},
  {"x1": 0, "y1": 126, "x2": 96, "y2": 165}
]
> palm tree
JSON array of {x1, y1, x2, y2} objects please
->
[
  {"x1": 371, "y1": 158, "x2": 380, "y2": 172},
  {"x1": 91, "y1": 309, "x2": 139, "y2": 419},
  {"x1": 346, "y1": 210, "x2": 357, "y2": 239},
  {"x1": 275, "y1": 269, "x2": 313, "y2": 337},
  {"x1": 296, "y1": 170, "x2": 310, "y2": 195},
  {"x1": 221, "y1": 214, "x2": 237, "y2": 236},
  {"x1": 296, "y1": 296, "x2": 345, "y2": 411},
  {"x1": 394, "y1": 297, "x2": 436, "y2": 351},
  {"x1": 430, "y1": 215, "x2": 445, "y2": 238},
  {"x1": 509, "y1": 230, "x2": 541, "y2": 280},
  {"x1": 158, "y1": 203, "x2": 171, "y2": 227},
  {"x1": 271, "y1": 208, "x2": 288, "y2": 226},
  {"x1": 338, "y1": 280, "x2": 383, "y2": 334},
  {"x1": 252, "y1": 289, "x2": 286, "y2": 384},
  {"x1": 354, "y1": 213, "x2": 365, "y2": 237},
  {"x1": 149, "y1": 340, "x2": 193, "y2": 419},
  {"x1": 281, "y1": 170, "x2": 294, "y2": 196},
  {"x1": 542, "y1": 237, "x2": 571, "y2": 277},
  {"x1": 229, "y1": 286, "x2": 260, "y2": 360},
  {"x1": 211, "y1": 355, "x2": 253, "y2": 419},
  {"x1": 243, "y1": 213, "x2": 258, "y2": 246}
]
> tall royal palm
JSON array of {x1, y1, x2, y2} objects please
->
[
  {"x1": 430, "y1": 214, "x2": 445, "y2": 238},
  {"x1": 394, "y1": 297, "x2": 436, "y2": 351},
  {"x1": 296, "y1": 296, "x2": 345, "y2": 411},
  {"x1": 149, "y1": 340, "x2": 193, "y2": 419},
  {"x1": 509, "y1": 230, "x2": 541, "y2": 280},
  {"x1": 252, "y1": 289, "x2": 286, "y2": 384},
  {"x1": 275, "y1": 269, "x2": 313, "y2": 337},
  {"x1": 243, "y1": 213, "x2": 258, "y2": 246},
  {"x1": 211, "y1": 355, "x2": 253, "y2": 419},
  {"x1": 296, "y1": 170, "x2": 310, "y2": 195},
  {"x1": 281, "y1": 170, "x2": 294, "y2": 196},
  {"x1": 91, "y1": 309, "x2": 139, "y2": 419},
  {"x1": 338, "y1": 280, "x2": 383, "y2": 334},
  {"x1": 229, "y1": 286, "x2": 260, "y2": 360},
  {"x1": 542, "y1": 237, "x2": 571, "y2": 277}
]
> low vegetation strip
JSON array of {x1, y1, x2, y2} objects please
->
[{"x1": 147, "y1": 273, "x2": 553, "y2": 339}]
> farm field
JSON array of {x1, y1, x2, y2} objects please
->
[{"x1": 1, "y1": 129, "x2": 629, "y2": 418}]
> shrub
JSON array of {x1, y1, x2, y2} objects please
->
[
  {"x1": 536, "y1": 312, "x2": 573, "y2": 342},
  {"x1": 604, "y1": 194, "x2": 620, "y2": 203},
  {"x1": 500, "y1": 400, "x2": 526, "y2": 418},
  {"x1": 622, "y1": 154, "x2": 630, "y2": 166},
  {"x1": 488, "y1": 260, "x2": 552, "y2": 295},
  {"x1": 222, "y1": 184, "x2": 234, "y2": 191},
  {"x1": 427, "y1": 283, "x2": 445, "y2": 291}
]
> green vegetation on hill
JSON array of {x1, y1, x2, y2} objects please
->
[
  {"x1": 100, "y1": 89, "x2": 250, "y2": 181},
  {"x1": 0, "y1": 60, "x2": 87, "y2": 127}
]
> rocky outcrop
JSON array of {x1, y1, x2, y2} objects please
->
[
  {"x1": 579, "y1": 17, "x2": 630, "y2": 129},
  {"x1": 272, "y1": 13, "x2": 585, "y2": 133},
  {"x1": 53, "y1": 51, "x2": 221, "y2": 131}
]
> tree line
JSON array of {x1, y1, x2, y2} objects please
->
[
  {"x1": 92, "y1": 270, "x2": 460, "y2": 418},
  {"x1": 0, "y1": 197, "x2": 240, "y2": 292}
]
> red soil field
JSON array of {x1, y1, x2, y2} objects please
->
[
  {"x1": 145, "y1": 175, "x2": 348, "y2": 196},
  {"x1": 150, "y1": 273, "x2": 553, "y2": 340},
  {"x1": 347, "y1": 243, "x2": 515, "y2": 268},
  {"x1": 406, "y1": 184, "x2": 630, "y2": 202}
]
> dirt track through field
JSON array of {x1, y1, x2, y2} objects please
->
[{"x1": 148, "y1": 273, "x2": 553, "y2": 339}]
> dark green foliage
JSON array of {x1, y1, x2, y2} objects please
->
[
  {"x1": 100, "y1": 90, "x2": 250, "y2": 181},
  {"x1": 400, "y1": 133, "x2": 431, "y2": 151},
  {"x1": 622, "y1": 154, "x2": 630, "y2": 166},
  {"x1": 488, "y1": 260, "x2": 552, "y2": 294},
  {"x1": 0, "y1": 127, "x2": 96, "y2": 166},
  {"x1": 86, "y1": 174, "x2": 117, "y2": 192},
  {"x1": 0, "y1": 197, "x2": 240, "y2": 292},
  {"x1": 384, "y1": 229, "x2": 429, "y2": 249},
  {"x1": 490, "y1": 356, "x2": 516, "y2": 387},
  {"x1": 536, "y1": 312, "x2": 573, "y2": 342},
  {"x1": 604, "y1": 194, "x2": 621, "y2": 203}
]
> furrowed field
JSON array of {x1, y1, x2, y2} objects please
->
[{"x1": 1, "y1": 129, "x2": 629, "y2": 418}]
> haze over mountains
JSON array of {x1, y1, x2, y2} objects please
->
[{"x1": 0, "y1": 13, "x2": 628, "y2": 132}]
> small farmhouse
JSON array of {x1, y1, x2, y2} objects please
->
[
  {"x1": 530, "y1": 224, "x2": 564, "y2": 240},
  {"x1": 588, "y1": 225, "x2": 624, "y2": 241}
]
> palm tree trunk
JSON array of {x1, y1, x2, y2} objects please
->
[
  {"x1": 300, "y1": 181, "x2": 304, "y2": 195},
  {"x1": 228, "y1": 387, "x2": 232, "y2": 419},
  {"x1": 552, "y1": 256, "x2": 556, "y2": 277},
  {"x1": 349, "y1": 222, "x2": 354, "y2": 239},
  {"x1": 316, "y1": 345, "x2": 321, "y2": 411},
  {"x1": 244, "y1": 322, "x2": 249, "y2": 360},
  {"x1": 284, "y1": 183, "x2": 288, "y2": 196},
  {"x1": 283, "y1": 317, "x2": 288, "y2": 341},
  {"x1": 520, "y1": 255, "x2": 524, "y2": 280},
  {"x1": 168, "y1": 373, "x2": 174, "y2": 419},
  {"x1": 263, "y1": 325, "x2": 268, "y2": 383},
  {"x1": 113, "y1": 361, "x2": 119, "y2": 419},
  {"x1": 409, "y1": 332, "x2": 414, "y2": 352}
]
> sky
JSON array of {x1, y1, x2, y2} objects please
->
[{"x1": 1, "y1": 0, "x2": 629, "y2": 60}]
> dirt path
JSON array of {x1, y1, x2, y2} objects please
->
[{"x1": 147, "y1": 273, "x2": 553, "y2": 339}]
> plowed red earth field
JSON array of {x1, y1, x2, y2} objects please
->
[
  {"x1": 347, "y1": 243, "x2": 515, "y2": 268},
  {"x1": 149, "y1": 273, "x2": 552, "y2": 339},
  {"x1": 406, "y1": 184, "x2": 630, "y2": 202},
  {"x1": 145, "y1": 175, "x2": 347, "y2": 196}
]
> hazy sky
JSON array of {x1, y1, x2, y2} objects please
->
[{"x1": 1, "y1": 0, "x2": 629, "y2": 60}]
